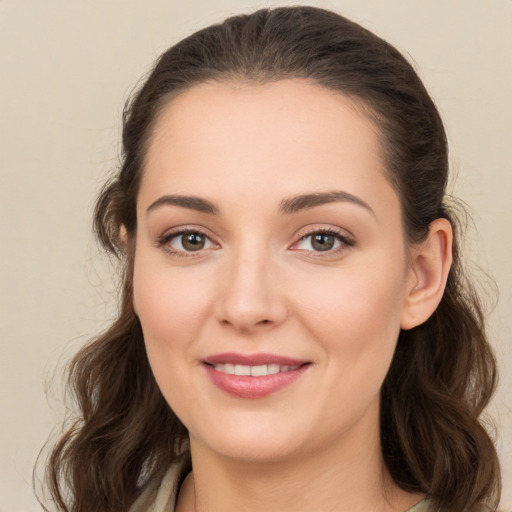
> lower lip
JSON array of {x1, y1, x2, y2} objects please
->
[{"x1": 203, "y1": 364, "x2": 309, "y2": 398}]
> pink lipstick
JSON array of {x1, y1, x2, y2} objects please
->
[{"x1": 202, "y1": 352, "x2": 310, "y2": 398}]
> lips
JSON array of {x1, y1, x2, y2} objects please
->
[{"x1": 202, "y1": 353, "x2": 310, "y2": 398}]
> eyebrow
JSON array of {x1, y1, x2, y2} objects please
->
[
  {"x1": 147, "y1": 195, "x2": 220, "y2": 214},
  {"x1": 279, "y1": 191, "x2": 375, "y2": 216},
  {"x1": 146, "y1": 190, "x2": 374, "y2": 217}
]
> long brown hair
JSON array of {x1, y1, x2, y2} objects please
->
[{"x1": 40, "y1": 6, "x2": 500, "y2": 511}]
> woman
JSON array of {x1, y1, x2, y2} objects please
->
[{"x1": 43, "y1": 6, "x2": 501, "y2": 512}]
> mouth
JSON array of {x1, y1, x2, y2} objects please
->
[
  {"x1": 202, "y1": 353, "x2": 311, "y2": 398},
  {"x1": 208, "y1": 362, "x2": 302, "y2": 376}
]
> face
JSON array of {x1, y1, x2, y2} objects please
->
[{"x1": 133, "y1": 79, "x2": 416, "y2": 464}]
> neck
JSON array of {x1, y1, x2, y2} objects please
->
[{"x1": 177, "y1": 422, "x2": 423, "y2": 512}]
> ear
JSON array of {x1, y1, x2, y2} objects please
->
[
  {"x1": 400, "y1": 218, "x2": 453, "y2": 330},
  {"x1": 119, "y1": 224, "x2": 128, "y2": 245}
]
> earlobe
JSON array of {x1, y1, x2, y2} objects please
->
[
  {"x1": 119, "y1": 224, "x2": 128, "y2": 245},
  {"x1": 400, "y1": 218, "x2": 453, "y2": 330}
]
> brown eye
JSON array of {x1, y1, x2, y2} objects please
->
[
  {"x1": 292, "y1": 229, "x2": 354, "y2": 254},
  {"x1": 163, "y1": 230, "x2": 215, "y2": 253},
  {"x1": 180, "y1": 232, "x2": 206, "y2": 251},
  {"x1": 311, "y1": 233, "x2": 336, "y2": 251}
]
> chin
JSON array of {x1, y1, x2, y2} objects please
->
[
  {"x1": 189, "y1": 412, "x2": 315, "y2": 463},
  {"x1": 199, "y1": 436, "x2": 304, "y2": 464}
]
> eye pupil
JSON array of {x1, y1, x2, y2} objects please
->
[
  {"x1": 182, "y1": 233, "x2": 205, "y2": 251},
  {"x1": 312, "y1": 233, "x2": 335, "y2": 251}
]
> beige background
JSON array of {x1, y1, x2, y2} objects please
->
[{"x1": 0, "y1": 0, "x2": 510, "y2": 510}]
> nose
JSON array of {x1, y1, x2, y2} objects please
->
[{"x1": 214, "y1": 248, "x2": 288, "y2": 334}]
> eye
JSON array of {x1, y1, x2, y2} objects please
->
[
  {"x1": 158, "y1": 229, "x2": 217, "y2": 254},
  {"x1": 292, "y1": 229, "x2": 354, "y2": 253}
]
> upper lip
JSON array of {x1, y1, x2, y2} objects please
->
[{"x1": 202, "y1": 352, "x2": 309, "y2": 367}]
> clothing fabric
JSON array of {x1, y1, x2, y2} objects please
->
[
  {"x1": 128, "y1": 457, "x2": 432, "y2": 512},
  {"x1": 129, "y1": 459, "x2": 185, "y2": 512}
]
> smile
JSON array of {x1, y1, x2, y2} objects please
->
[
  {"x1": 211, "y1": 363, "x2": 301, "y2": 376},
  {"x1": 202, "y1": 353, "x2": 310, "y2": 399}
]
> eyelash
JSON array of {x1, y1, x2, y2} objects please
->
[
  {"x1": 156, "y1": 226, "x2": 355, "y2": 258},
  {"x1": 156, "y1": 227, "x2": 217, "y2": 258},
  {"x1": 292, "y1": 228, "x2": 355, "y2": 255}
]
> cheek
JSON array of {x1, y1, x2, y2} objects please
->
[
  {"x1": 300, "y1": 263, "x2": 406, "y2": 340},
  {"x1": 305, "y1": 273, "x2": 405, "y2": 430},
  {"x1": 132, "y1": 258, "x2": 213, "y2": 419},
  {"x1": 295, "y1": 259, "x2": 407, "y2": 386},
  {"x1": 133, "y1": 258, "x2": 210, "y2": 342},
  {"x1": 132, "y1": 255, "x2": 216, "y2": 404}
]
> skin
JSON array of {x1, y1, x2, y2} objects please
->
[{"x1": 132, "y1": 79, "x2": 452, "y2": 512}]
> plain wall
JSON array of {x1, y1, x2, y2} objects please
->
[{"x1": 0, "y1": 0, "x2": 510, "y2": 510}]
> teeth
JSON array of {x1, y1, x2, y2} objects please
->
[
  {"x1": 267, "y1": 364, "x2": 280, "y2": 375},
  {"x1": 235, "y1": 364, "x2": 251, "y2": 376},
  {"x1": 213, "y1": 363, "x2": 300, "y2": 376}
]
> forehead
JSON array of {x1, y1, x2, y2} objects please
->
[{"x1": 140, "y1": 79, "x2": 398, "y2": 218}]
